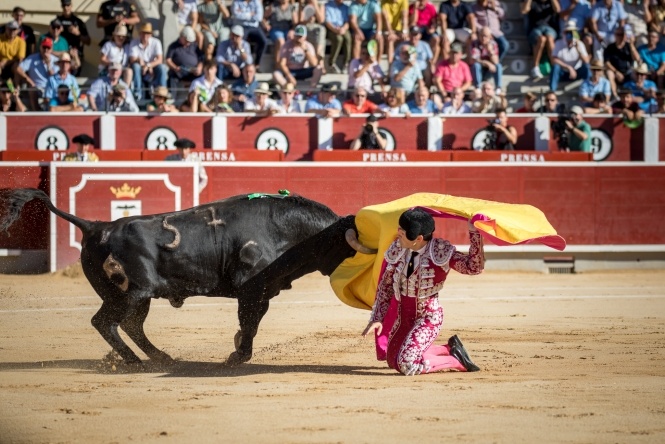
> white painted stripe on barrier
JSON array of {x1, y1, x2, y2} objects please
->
[
  {"x1": 100, "y1": 114, "x2": 116, "y2": 150},
  {"x1": 0, "y1": 114, "x2": 6, "y2": 151},
  {"x1": 0, "y1": 249, "x2": 21, "y2": 256}
]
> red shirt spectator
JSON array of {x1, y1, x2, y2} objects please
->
[
  {"x1": 343, "y1": 86, "x2": 379, "y2": 114},
  {"x1": 433, "y1": 43, "x2": 472, "y2": 95}
]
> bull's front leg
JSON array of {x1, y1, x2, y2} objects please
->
[{"x1": 227, "y1": 298, "x2": 270, "y2": 366}]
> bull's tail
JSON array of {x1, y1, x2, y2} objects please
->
[{"x1": 0, "y1": 188, "x2": 93, "y2": 235}]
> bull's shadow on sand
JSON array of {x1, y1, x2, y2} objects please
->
[{"x1": 0, "y1": 359, "x2": 392, "y2": 377}]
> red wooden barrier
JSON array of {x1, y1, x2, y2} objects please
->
[
  {"x1": 450, "y1": 151, "x2": 592, "y2": 162},
  {"x1": 225, "y1": 115, "x2": 315, "y2": 160},
  {"x1": 332, "y1": 117, "x2": 431, "y2": 151},
  {"x1": 0, "y1": 150, "x2": 142, "y2": 161},
  {"x1": 313, "y1": 150, "x2": 452, "y2": 161},
  {"x1": 5, "y1": 114, "x2": 100, "y2": 151}
]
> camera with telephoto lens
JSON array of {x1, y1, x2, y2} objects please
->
[
  {"x1": 481, "y1": 118, "x2": 500, "y2": 150},
  {"x1": 364, "y1": 123, "x2": 375, "y2": 133},
  {"x1": 551, "y1": 114, "x2": 572, "y2": 150}
]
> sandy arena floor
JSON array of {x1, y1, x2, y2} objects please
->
[{"x1": 0, "y1": 268, "x2": 664, "y2": 443}]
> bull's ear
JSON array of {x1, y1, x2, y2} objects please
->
[{"x1": 239, "y1": 241, "x2": 263, "y2": 267}]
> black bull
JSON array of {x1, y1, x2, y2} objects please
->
[{"x1": 0, "y1": 189, "x2": 376, "y2": 365}]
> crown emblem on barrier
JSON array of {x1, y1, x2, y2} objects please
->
[{"x1": 110, "y1": 183, "x2": 142, "y2": 199}]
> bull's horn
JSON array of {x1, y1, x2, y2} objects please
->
[{"x1": 345, "y1": 229, "x2": 378, "y2": 255}]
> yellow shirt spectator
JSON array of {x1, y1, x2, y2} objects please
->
[
  {"x1": 381, "y1": 0, "x2": 408, "y2": 32},
  {"x1": 0, "y1": 32, "x2": 26, "y2": 61}
]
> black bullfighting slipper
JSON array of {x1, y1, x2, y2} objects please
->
[{"x1": 449, "y1": 340, "x2": 481, "y2": 372}]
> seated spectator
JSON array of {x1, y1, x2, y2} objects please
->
[
  {"x1": 611, "y1": 89, "x2": 642, "y2": 119},
  {"x1": 305, "y1": 83, "x2": 342, "y2": 117},
  {"x1": 390, "y1": 44, "x2": 425, "y2": 97},
  {"x1": 382, "y1": 0, "x2": 409, "y2": 64},
  {"x1": 558, "y1": 0, "x2": 591, "y2": 41},
  {"x1": 488, "y1": 107, "x2": 517, "y2": 150},
  {"x1": 198, "y1": 0, "x2": 230, "y2": 55},
  {"x1": 623, "y1": 63, "x2": 657, "y2": 111},
  {"x1": 0, "y1": 20, "x2": 26, "y2": 82},
  {"x1": 39, "y1": 19, "x2": 71, "y2": 63},
  {"x1": 343, "y1": 86, "x2": 380, "y2": 114},
  {"x1": 651, "y1": 90, "x2": 665, "y2": 114},
  {"x1": 406, "y1": 85, "x2": 438, "y2": 114},
  {"x1": 129, "y1": 23, "x2": 167, "y2": 101},
  {"x1": 176, "y1": 0, "x2": 200, "y2": 44},
  {"x1": 0, "y1": 78, "x2": 27, "y2": 112},
  {"x1": 232, "y1": 63, "x2": 259, "y2": 100},
  {"x1": 299, "y1": 0, "x2": 327, "y2": 64},
  {"x1": 0, "y1": 7, "x2": 35, "y2": 56},
  {"x1": 550, "y1": 22, "x2": 591, "y2": 92},
  {"x1": 349, "y1": 0, "x2": 384, "y2": 60},
  {"x1": 515, "y1": 91, "x2": 537, "y2": 113},
  {"x1": 64, "y1": 134, "x2": 99, "y2": 161},
  {"x1": 273, "y1": 25, "x2": 323, "y2": 89},
  {"x1": 216, "y1": 25, "x2": 253, "y2": 81},
  {"x1": 441, "y1": 86, "x2": 472, "y2": 114},
  {"x1": 348, "y1": 44, "x2": 386, "y2": 95},
  {"x1": 49, "y1": 84, "x2": 83, "y2": 112},
  {"x1": 589, "y1": 0, "x2": 627, "y2": 61},
  {"x1": 379, "y1": 88, "x2": 410, "y2": 115},
  {"x1": 96, "y1": 0, "x2": 139, "y2": 46},
  {"x1": 187, "y1": 60, "x2": 223, "y2": 112},
  {"x1": 472, "y1": 81, "x2": 506, "y2": 113},
  {"x1": 16, "y1": 38, "x2": 59, "y2": 111},
  {"x1": 146, "y1": 86, "x2": 179, "y2": 113},
  {"x1": 472, "y1": 0, "x2": 507, "y2": 60},
  {"x1": 409, "y1": 0, "x2": 440, "y2": 63},
  {"x1": 244, "y1": 82, "x2": 281, "y2": 115},
  {"x1": 604, "y1": 25, "x2": 640, "y2": 100},
  {"x1": 232, "y1": 0, "x2": 269, "y2": 67},
  {"x1": 397, "y1": 27, "x2": 434, "y2": 86},
  {"x1": 638, "y1": 28, "x2": 665, "y2": 89},
  {"x1": 88, "y1": 62, "x2": 138, "y2": 112},
  {"x1": 265, "y1": 0, "x2": 298, "y2": 65},
  {"x1": 100, "y1": 24, "x2": 130, "y2": 82},
  {"x1": 57, "y1": 0, "x2": 91, "y2": 75},
  {"x1": 583, "y1": 91, "x2": 613, "y2": 114},
  {"x1": 351, "y1": 114, "x2": 387, "y2": 150},
  {"x1": 644, "y1": 0, "x2": 665, "y2": 42},
  {"x1": 439, "y1": 0, "x2": 476, "y2": 58},
  {"x1": 325, "y1": 0, "x2": 352, "y2": 74},
  {"x1": 468, "y1": 27, "x2": 502, "y2": 92},
  {"x1": 166, "y1": 26, "x2": 204, "y2": 88},
  {"x1": 209, "y1": 84, "x2": 236, "y2": 112},
  {"x1": 537, "y1": 90, "x2": 566, "y2": 113},
  {"x1": 522, "y1": 0, "x2": 559, "y2": 80},
  {"x1": 433, "y1": 42, "x2": 472, "y2": 98},
  {"x1": 44, "y1": 52, "x2": 79, "y2": 110},
  {"x1": 277, "y1": 82, "x2": 303, "y2": 113},
  {"x1": 579, "y1": 59, "x2": 611, "y2": 105}
]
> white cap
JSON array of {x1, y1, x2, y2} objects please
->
[{"x1": 181, "y1": 26, "x2": 196, "y2": 43}]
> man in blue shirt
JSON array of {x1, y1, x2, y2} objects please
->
[
  {"x1": 216, "y1": 25, "x2": 253, "y2": 80},
  {"x1": 406, "y1": 85, "x2": 438, "y2": 114},
  {"x1": 349, "y1": 0, "x2": 383, "y2": 60},
  {"x1": 589, "y1": 0, "x2": 627, "y2": 61},
  {"x1": 579, "y1": 59, "x2": 611, "y2": 105},
  {"x1": 231, "y1": 0, "x2": 268, "y2": 66},
  {"x1": 44, "y1": 52, "x2": 79, "y2": 110},
  {"x1": 305, "y1": 83, "x2": 342, "y2": 118},
  {"x1": 16, "y1": 37, "x2": 59, "y2": 110},
  {"x1": 325, "y1": 0, "x2": 351, "y2": 73},
  {"x1": 396, "y1": 27, "x2": 433, "y2": 85},
  {"x1": 638, "y1": 29, "x2": 665, "y2": 89},
  {"x1": 623, "y1": 63, "x2": 657, "y2": 111},
  {"x1": 390, "y1": 44, "x2": 424, "y2": 96}
]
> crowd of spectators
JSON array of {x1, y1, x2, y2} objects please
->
[{"x1": 0, "y1": 0, "x2": 664, "y2": 119}]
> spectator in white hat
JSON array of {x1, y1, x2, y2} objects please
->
[
  {"x1": 100, "y1": 24, "x2": 131, "y2": 86},
  {"x1": 276, "y1": 82, "x2": 303, "y2": 113},
  {"x1": 216, "y1": 25, "x2": 253, "y2": 80},
  {"x1": 244, "y1": 81, "x2": 281, "y2": 115},
  {"x1": 129, "y1": 22, "x2": 167, "y2": 101}
]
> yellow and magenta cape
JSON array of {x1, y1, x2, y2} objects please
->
[{"x1": 330, "y1": 193, "x2": 566, "y2": 310}]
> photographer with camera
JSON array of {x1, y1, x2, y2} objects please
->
[
  {"x1": 483, "y1": 108, "x2": 516, "y2": 150},
  {"x1": 351, "y1": 114, "x2": 387, "y2": 150},
  {"x1": 106, "y1": 83, "x2": 138, "y2": 112},
  {"x1": 553, "y1": 105, "x2": 591, "y2": 152}
]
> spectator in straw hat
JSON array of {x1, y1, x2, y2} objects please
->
[
  {"x1": 276, "y1": 82, "x2": 303, "y2": 113},
  {"x1": 244, "y1": 81, "x2": 281, "y2": 115},
  {"x1": 146, "y1": 86, "x2": 179, "y2": 113},
  {"x1": 44, "y1": 52, "x2": 80, "y2": 110},
  {"x1": 622, "y1": 62, "x2": 657, "y2": 110},
  {"x1": 129, "y1": 22, "x2": 167, "y2": 101},
  {"x1": 579, "y1": 59, "x2": 611, "y2": 105},
  {"x1": 100, "y1": 24, "x2": 131, "y2": 85}
]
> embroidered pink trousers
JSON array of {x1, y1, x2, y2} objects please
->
[{"x1": 378, "y1": 296, "x2": 465, "y2": 375}]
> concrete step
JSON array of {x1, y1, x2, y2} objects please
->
[
  {"x1": 501, "y1": 18, "x2": 526, "y2": 37},
  {"x1": 506, "y1": 37, "x2": 532, "y2": 57}
]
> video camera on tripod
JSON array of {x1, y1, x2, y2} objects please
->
[{"x1": 551, "y1": 113, "x2": 573, "y2": 151}]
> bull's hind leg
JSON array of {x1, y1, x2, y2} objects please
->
[
  {"x1": 91, "y1": 300, "x2": 142, "y2": 364},
  {"x1": 119, "y1": 299, "x2": 174, "y2": 364},
  {"x1": 227, "y1": 298, "x2": 270, "y2": 365}
]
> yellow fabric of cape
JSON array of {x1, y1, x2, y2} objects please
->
[{"x1": 330, "y1": 193, "x2": 566, "y2": 310}]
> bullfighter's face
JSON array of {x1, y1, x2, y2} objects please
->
[{"x1": 397, "y1": 227, "x2": 420, "y2": 249}]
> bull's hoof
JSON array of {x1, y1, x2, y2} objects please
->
[
  {"x1": 102, "y1": 350, "x2": 142, "y2": 365},
  {"x1": 226, "y1": 351, "x2": 252, "y2": 366},
  {"x1": 149, "y1": 351, "x2": 175, "y2": 365}
]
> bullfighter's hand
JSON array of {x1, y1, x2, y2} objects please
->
[{"x1": 362, "y1": 321, "x2": 382, "y2": 337}]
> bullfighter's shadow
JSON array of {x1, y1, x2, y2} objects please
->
[{"x1": 0, "y1": 359, "x2": 394, "y2": 377}]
